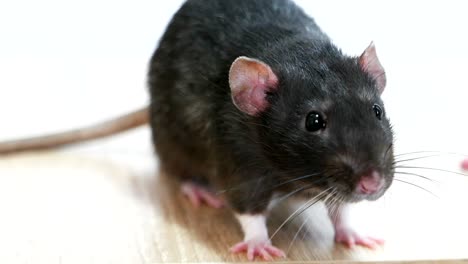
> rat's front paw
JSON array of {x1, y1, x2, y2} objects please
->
[
  {"x1": 335, "y1": 227, "x2": 384, "y2": 249},
  {"x1": 230, "y1": 240, "x2": 285, "y2": 261}
]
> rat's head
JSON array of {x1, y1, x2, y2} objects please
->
[{"x1": 229, "y1": 42, "x2": 394, "y2": 203}]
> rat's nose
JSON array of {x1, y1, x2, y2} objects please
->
[{"x1": 357, "y1": 170, "x2": 384, "y2": 195}]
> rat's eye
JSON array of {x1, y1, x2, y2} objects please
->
[
  {"x1": 306, "y1": 112, "x2": 326, "y2": 132},
  {"x1": 373, "y1": 104, "x2": 383, "y2": 120}
]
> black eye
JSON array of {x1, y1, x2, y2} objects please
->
[
  {"x1": 306, "y1": 112, "x2": 326, "y2": 132},
  {"x1": 373, "y1": 104, "x2": 383, "y2": 120}
]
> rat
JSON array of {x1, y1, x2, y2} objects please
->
[{"x1": 0, "y1": 0, "x2": 394, "y2": 260}]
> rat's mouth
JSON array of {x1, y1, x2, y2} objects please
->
[
  {"x1": 294, "y1": 184, "x2": 386, "y2": 205},
  {"x1": 348, "y1": 190, "x2": 384, "y2": 203},
  {"x1": 346, "y1": 174, "x2": 393, "y2": 203}
]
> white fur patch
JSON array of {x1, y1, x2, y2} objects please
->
[{"x1": 235, "y1": 214, "x2": 269, "y2": 242}]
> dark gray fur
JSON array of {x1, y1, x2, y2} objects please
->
[{"x1": 148, "y1": 0, "x2": 394, "y2": 213}]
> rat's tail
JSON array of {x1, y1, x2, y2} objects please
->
[{"x1": 0, "y1": 107, "x2": 150, "y2": 154}]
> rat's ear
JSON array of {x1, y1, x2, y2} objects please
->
[
  {"x1": 359, "y1": 42, "x2": 386, "y2": 94},
  {"x1": 229, "y1": 56, "x2": 279, "y2": 116}
]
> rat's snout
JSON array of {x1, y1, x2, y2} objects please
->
[{"x1": 356, "y1": 170, "x2": 384, "y2": 195}]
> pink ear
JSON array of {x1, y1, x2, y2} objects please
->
[
  {"x1": 359, "y1": 42, "x2": 386, "y2": 94},
  {"x1": 229, "y1": 56, "x2": 279, "y2": 116}
]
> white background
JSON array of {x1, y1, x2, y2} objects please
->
[{"x1": 0, "y1": 1, "x2": 467, "y2": 154}]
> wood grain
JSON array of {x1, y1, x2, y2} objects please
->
[{"x1": 0, "y1": 151, "x2": 467, "y2": 263}]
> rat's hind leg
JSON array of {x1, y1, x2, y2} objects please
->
[
  {"x1": 159, "y1": 158, "x2": 224, "y2": 209},
  {"x1": 153, "y1": 144, "x2": 224, "y2": 209},
  {"x1": 181, "y1": 181, "x2": 224, "y2": 209}
]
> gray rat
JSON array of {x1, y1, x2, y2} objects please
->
[
  {"x1": 148, "y1": 0, "x2": 393, "y2": 259},
  {"x1": 0, "y1": 0, "x2": 394, "y2": 260}
]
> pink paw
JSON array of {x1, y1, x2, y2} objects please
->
[
  {"x1": 335, "y1": 228, "x2": 384, "y2": 249},
  {"x1": 230, "y1": 240, "x2": 286, "y2": 261},
  {"x1": 181, "y1": 182, "x2": 224, "y2": 209}
]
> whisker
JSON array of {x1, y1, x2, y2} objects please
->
[
  {"x1": 394, "y1": 166, "x2": 468, "y2": 177},
  {"x1": 218, "y1": 172, "x2": 323, "y2": 196},
  {"x1": 393, "y1": 178, "x2": 439, "y2": 198},
  {"x1": 218, "y1": 174, "x2": 328, "y2": 215},
  {"x1": 394, "y1": 154, "x2": 444, "y2": 164},
  {"x1": 219, "y1": 173, "x2": 327, "y2": 210},
  {"x1": 323, "y1": 189, "x2": 339, "y2": 220},
  {"x1": 269, "y1": 187, "x2": 332, "y2": 241},
  {"x1": 394, "y1": 171, "x2": 439, "y2": 183},
  {"x1": 285, "y1": 189, "x2": 337, "y2": 254},
  {"x1": 249, "y1": 184, "x2": 315, "y2": 212},
  {"x1": 274, "y1": 185, "x2": 315, "y2": 203},
  {"x1": 326, "y1": 190, "x2": 342, "y2": 221},
  {"x1": 286, "y1": 210, "x2": 310, "y2": 254},
  {"x1": 395, "y1": 150, "x2": 468, "y2": 158},
  {"x1": 383, "y1": 143, "x2": 393, "y2": 161},
  {"x1": 272, "y1": 173, "x2": 322, "y2": 189}
]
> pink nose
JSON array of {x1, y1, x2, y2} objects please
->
[{"x1": 357, "y1": 170, "x2": 384, "y2": 195}]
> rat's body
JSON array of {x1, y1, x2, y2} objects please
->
[
  {"x1": 148, "y1": 0, "x2": 332, "y2": 213},
  {"x1": 0, "y1": 0, "x2": 394, "y2": 260},
  {"x1": 148, "y1": 0, "x2": 394, "y2": 259}
]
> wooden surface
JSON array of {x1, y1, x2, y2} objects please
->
[{"x1": 1, "y1": 129, "x2": 468, "y2": 263}]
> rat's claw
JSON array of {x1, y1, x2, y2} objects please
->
[
  {"x1": 230, "y1": 241, "x2": 285, "y2": 261},
  {"x1": 246, "y1": 245, "x2": 255, "y2": 261},
  {"x1": 335, "y1": 228, "x2": 384, "y2": 249},
  {"x1": 181, "y1": 181, "x2": 224, "y2": 209},
  {"x1": 259, "y1": 248, "x2": 272, "y2": 261},
  {"x1": 230, "y1": 242, "x2": 248, "y2": 253}
]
